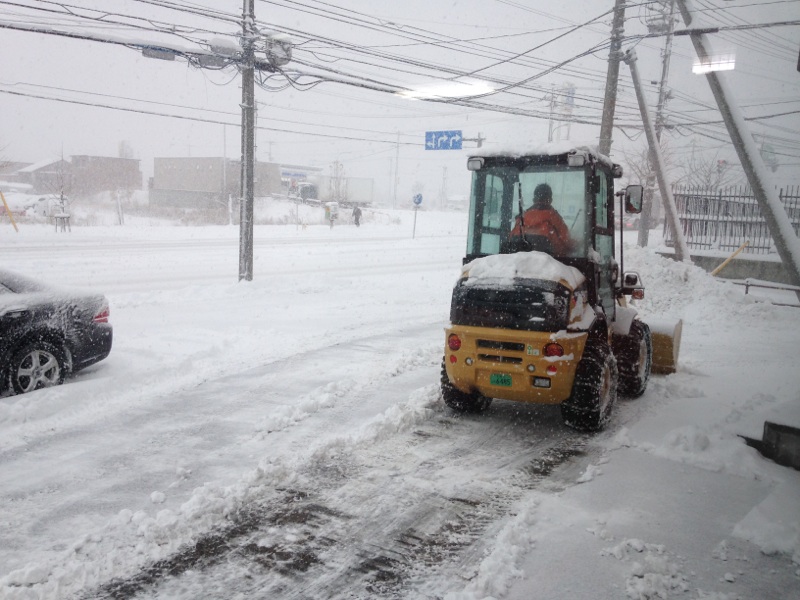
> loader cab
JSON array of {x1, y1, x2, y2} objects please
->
[{"x1": 465, "y1": 149, "x2": 620, "y2": 317}]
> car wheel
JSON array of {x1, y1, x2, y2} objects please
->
[
  {"x1": 9, "y1": 339, "x2": 67, "y2": 394},
  {"x1": 441, "y1": 361, "x2": 492, "y2": 414},
  {"x1": 561, "y1": 341, "x2": 618, "y2": 431},
  {"x1": 614, "y1": 320, "x2": 652, "y2": 398}
]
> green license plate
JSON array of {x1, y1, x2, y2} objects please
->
[{"x1": 490, "y1": 373, "x2": 513, "y2": 387}]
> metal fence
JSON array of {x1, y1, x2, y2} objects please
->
[{"x1": 663, "y1": 185, "x2": 800, "y2": 255}]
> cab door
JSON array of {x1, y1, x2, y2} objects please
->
[{"x1": 592, "y1": 172, "x2": 616, "y2": 321}]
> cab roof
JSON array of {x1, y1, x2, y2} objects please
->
[{"x1": 468, "y1": 142, "x2": 616, "y2": 171}]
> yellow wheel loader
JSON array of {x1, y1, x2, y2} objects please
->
[{"x1": 441, "y1": 146, "x2": 681, "y2": 431}]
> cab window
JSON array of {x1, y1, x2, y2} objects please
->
[{"x1": 508, "y1": 168, "x2": 587, "y2": 258}]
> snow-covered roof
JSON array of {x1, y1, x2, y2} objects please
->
[
  {"x1": 469, "y1": 141, "x2": 616, "y2": 170},
  {"x1": 18, "y1": 159, "x2": 64, "y2": 173}
]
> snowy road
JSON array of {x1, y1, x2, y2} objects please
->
[
  {"x1": 1, "y1": 218, "x2": 608, "y2": 598},
  {"x1": 2, "y1": 213, "x2": 799, "y2": 600}
]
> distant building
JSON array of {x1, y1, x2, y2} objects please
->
[
  {"x1": 12, "y1": 159, "x2": 72, "y2": 195},
  {"x1": 2, "y1": 156, "x2": 142, "y2": 196},
  {"x1": 70, "y1": 155, "x2": 142, "y2": 195},
  {"x1": 0, "y1": 161, "x2": 32, "y2": 179},
  {"x1": 149, "y1": 157, "x2": 282, "y2": 208}
]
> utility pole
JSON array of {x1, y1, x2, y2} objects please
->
[
  {"x1": 598, "y1": 0, "x2": 627, "y2": 156},
  {"x1": 640, "y1": 0, "x2": 676, "y2": 246},
  {"x1": 239, "y1": 0, "x2": 256, "y2": 281},
  {"x1": 392, "y1": 131, "x2": 400, "y2": 210},
  {"x1": 6, "y1": 0, "x2": 290, "y2": 278},
  {"x1": 547, "y1": 84, "x2": 556, "y2": 143},
  {"x1": 439, "y1": 167, "x2": 448, "y2": 210},
  {"x1": 676, "y1": 0, "x2": 800, "y2": 298},
  {"x1": 624, "y1": 49, "x2": 689, "y2": 262}
]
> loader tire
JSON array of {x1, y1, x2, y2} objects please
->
[
  {"x1": 561, "y1": 341, "x2": 618, "y2": 432},
  {"x1": 441, "y1": 361, "x2": 492, "y2": 414},
  {"x1": 614, "y1": 320, "x2": 652, "y2": 398}
]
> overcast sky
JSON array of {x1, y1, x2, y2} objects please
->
[{"x1": 1, "y1": 0, "x2": 798, "y2": 203}]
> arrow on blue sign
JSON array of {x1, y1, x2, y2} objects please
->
[{"x1": 425, "y1": 130, "x2": 462, "y2": 150}]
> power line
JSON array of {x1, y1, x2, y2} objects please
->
[{"x1": 0, "y1": 87, "x2": 426, "y2": 146}]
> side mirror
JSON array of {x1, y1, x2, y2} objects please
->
[
  {"x1": 621, "y1": 271, "x2": 645, "y2": 299},
  {"x1": 625, "y1": 185, "x2": 643, "y2": 213}
]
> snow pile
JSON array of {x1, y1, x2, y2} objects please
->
[
  {"x1": 445, "y1": 495, "x2": 541, "y2": 600},
  {"x1": 602, "y1": 539, "x2": 690, "y2": 599}
]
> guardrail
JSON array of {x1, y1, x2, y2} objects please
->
[{"x1": 730, "y1": 278, "x2": 800, "y2": 307}]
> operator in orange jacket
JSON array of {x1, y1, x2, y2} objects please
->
[{"x1": 510, "y1": 183, "x2": 573, "y2": 255}]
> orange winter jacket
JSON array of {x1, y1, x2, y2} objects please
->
[{"x1": 510, "y1": 207, "x2": 573, "y2": 255}]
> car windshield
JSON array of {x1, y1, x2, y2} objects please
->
[{"x1": 0, "y1": 269, "x2": 51, "y2": 294}]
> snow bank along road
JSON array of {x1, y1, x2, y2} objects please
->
[{"x1": 1, "y1": 218, "x2": 799, "y2": 599}]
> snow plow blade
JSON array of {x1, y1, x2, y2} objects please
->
[{"x1": 647, "y1": 318, "x2": 683, "y2": 375}]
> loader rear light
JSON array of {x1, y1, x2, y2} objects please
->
[
  {"x1": 546, "y1": 365, "x2": 558, "y2": 376},
  {"x1": 448, "y1": 334, "x2": 462, "y2": 351},
  {"x1": 449, "y1": 354, "x2": 457, "y2": 364},
  {"x1": 543, "y1": 343, "x2": 564, "y2": 357},
  {"x1": 632, "y1": 289, "x2": 645, "y2": 300}
]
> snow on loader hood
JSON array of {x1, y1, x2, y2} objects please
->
[{"x1": 461, "y1": 251, "x2": 586, "y2": 291}]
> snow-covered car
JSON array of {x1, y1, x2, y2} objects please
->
[{"x1": 0, "y1": 269, "x2": 112, "y2": 395}]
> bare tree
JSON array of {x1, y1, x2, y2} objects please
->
[
  {"x1": 674, "y1": 145, "x2": 745, "y2": 190},
  {"x1": 621, "y1": 137, "x2": 678, "y2": 185}
]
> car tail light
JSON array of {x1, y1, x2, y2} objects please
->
[
  {"x1": 93, "y1": 304, "x2": 110, "y2": 324},
  {"x1": 632, "y1": 289, "x2": 645, "y2": 300},
  {"x1": 543, "y1": 343, "x2": 564, "y2": 357},
  {"x1": 448, "y1": 334, "x2": 462, "y2": 351}
]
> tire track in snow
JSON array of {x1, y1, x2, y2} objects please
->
[
  {"x1": 91, "y1": 396, "x2": 597, "y2": 599},
  {"x1": 0, "y1": 321, "x2": 446, "y2": 597}
]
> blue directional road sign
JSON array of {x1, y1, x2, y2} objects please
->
[
  {"x1": 413, "y1": 193, "x2": 423, "y2": 205},
  {"x1": 425, "y1": 130, "x2": 462, "y2": 150}
]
